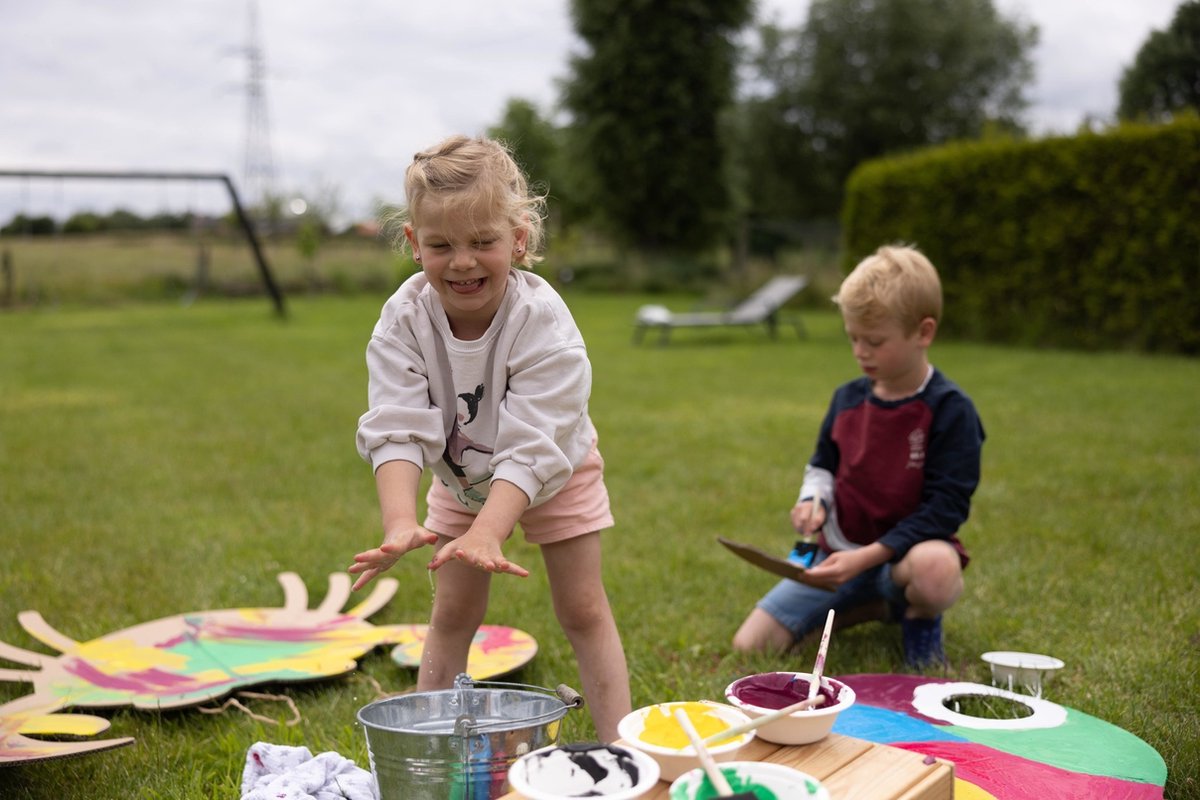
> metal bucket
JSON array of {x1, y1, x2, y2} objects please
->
[{"x1": 358, "y1": 673, "x2": 584, "y2": 800}]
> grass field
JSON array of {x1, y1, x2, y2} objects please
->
[{"x1": 1, "y1": 290, "x2": 1197, "y2": 799}]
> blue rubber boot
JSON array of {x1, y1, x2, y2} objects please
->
[{"x1": 902, "y1": 615, "x2": 946, "y2": 668}]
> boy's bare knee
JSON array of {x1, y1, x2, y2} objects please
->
[
  {"x1": 732, "y1": 609, "x2": 792, "y2": 654},
  {"x1": 899, "y1": 541, "x2": 963, "y2": 612}
]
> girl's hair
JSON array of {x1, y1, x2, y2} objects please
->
[
  {"x1": 381, "y1": 135, "x2": 546, "y2": 267},
  {"x1": 834, "y1": 245, "x2": 943, "y2": 333}
]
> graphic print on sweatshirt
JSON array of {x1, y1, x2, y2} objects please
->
[{"x1": 442, "y1": 382, "x2": 495, "y2": 506}]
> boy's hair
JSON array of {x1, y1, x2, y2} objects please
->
[
  {"x1": 834, "y1": 245, "x2": 943, "y2": 333},
  {"x1": 383, "y1": 135, "x2": 547, "y2": 267}
]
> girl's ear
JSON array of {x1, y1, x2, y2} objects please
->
[{"x1": 404, "y1": 224, "x2": 419, "y2": 260}]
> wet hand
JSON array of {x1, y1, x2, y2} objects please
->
[
  {"x1": 428, "y1": 531, "x2": 529, "y2": 577},
  {"x1": 349, "y1": 526, "x2": 439, "y2": 590}
]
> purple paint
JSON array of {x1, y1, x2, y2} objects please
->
[
  {"x1": 64, "y1": 659, "x2": 228, "y2": 695},
  {"x1": 731, "y1": 672, "x2": 840, "y2": 710}
]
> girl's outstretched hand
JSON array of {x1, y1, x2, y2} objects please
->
[
  {"x1": 349, "y1": 526, "x2": 439, "y2": 590},
  {"x1": 428, "y1": 530, "x2": 530, "y2": 577}
]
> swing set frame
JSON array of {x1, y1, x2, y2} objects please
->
[{"x1": 0, "y1": 168, "x2": 286, "y2": 317}]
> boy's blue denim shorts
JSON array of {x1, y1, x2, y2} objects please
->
[{"x1": 757, "y1": 550, "x2": 907, "y2": 641}]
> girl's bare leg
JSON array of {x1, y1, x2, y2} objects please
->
[
  {"x1": 541, "y1": 532, "x2": 631, "y2": 742},
  {"x1": 418, "y1": 535, "x2": 492, "y2": 691}
]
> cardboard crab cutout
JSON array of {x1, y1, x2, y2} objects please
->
[{"x1": 0, "y1": 572, "x2": 536, "y2": 766}]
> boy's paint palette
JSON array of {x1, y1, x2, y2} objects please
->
[
  {"x1": 389, "y1": 624, "x2": 538, "y2": 679},
  {"x1": 718, "y1": 536, "x2": 829, "y2": 590}
]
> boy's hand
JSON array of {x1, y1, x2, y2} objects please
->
[
  {"x1": 802, "y1": 550, "x2": 865, "y2": 590},
  {"x1": 791, "y1": 499, "x2": 825, "y2": 535},
  {"x1": 349, "y1": 525, "x2": 439, "y2": 590},
  {"x1": 804, "y1": 543, "x2": 893, "y2": 591},
  {"x1": 428, "y1": 529, "x2": 530, "y2": 577}
]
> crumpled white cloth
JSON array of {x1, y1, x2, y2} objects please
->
[{"x1": 240, "y1": 742, "x2": 377, "y2": 800}]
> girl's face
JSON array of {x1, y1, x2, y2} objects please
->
[
  {"x1": 405, "y1": 204, "x2": 527, "y2": 340},
  {"x1": 844, "y1": 314, "x2": 936, "y2": 399}
]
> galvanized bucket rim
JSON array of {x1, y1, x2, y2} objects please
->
[{"x1": 357, "y1": 674, "x2": 583, "y2": 736}]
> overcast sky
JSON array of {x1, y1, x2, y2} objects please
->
[{"x1": 0, "y1": 0, "x2": 1184, "y2": 226}]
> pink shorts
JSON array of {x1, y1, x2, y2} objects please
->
[{"x1": 423, "y1": 446, "x2": 614, "y2": 544}]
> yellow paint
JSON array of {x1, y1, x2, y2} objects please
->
[
  {"x1": 637, "y1": 702, "x2": 733, "y2": 748},
  {"x1": 954, "y1": 778, "x2": 998, "y2": 800},
  {"x1": 20, "y1": 713, "x2": 111, "y2": 737},
  {"x1": 75, "y1": 639, "x2": 188, "y2": 672}
]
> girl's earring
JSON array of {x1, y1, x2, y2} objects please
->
[{"x1": 413, "y1": 253, "x2": 421, "y2": 262}]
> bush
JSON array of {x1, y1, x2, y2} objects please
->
[{"x1": 842, "y1": 117, "x2": 1200, "y2": 354}]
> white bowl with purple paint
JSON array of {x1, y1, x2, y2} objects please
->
[
  {"x1": 669, "y1": 762, "x2": 830, "y2": 800},
  {"x1": 724, "y1": 671, "x2": 855, "y2": 745},
  {"x1": 506, "y1": 743, "x2": 661, "y2": 799}
]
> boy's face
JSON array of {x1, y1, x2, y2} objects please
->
[
  {"x1": 844, "y1": 314, "x2": 936, "y2": 397},
  {"x1": 405, "y1": 204, "x2": 527, "y2": 338}
]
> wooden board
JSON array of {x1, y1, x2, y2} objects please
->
[
  {"x1": 390, "y1": 624, "x2": 537, "y2": 680},
  {"x1": 500, "y1": 734, "x2": 953, "y2": 800},
  {"x1": 717, "y1": 536, "x2": 832, "y2": 590}
]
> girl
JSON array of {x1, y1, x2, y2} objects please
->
[{"x1": 349, "y1": 135, "x2": 631, "y2": 741}]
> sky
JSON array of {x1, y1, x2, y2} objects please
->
[{"x1": 0, "y1": 0, "x2": 1185, "y2": 228}]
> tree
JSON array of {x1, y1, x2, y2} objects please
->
[
  {"x1": 1118, "y1": 1, "x2": 1200, "y2": 122},
  {"x1": 562, "y1": 0, "x2": 754, "y2": 254},
  {"x1": 741, "y1": 0, "x2": 1037, "y2": 221},
  {"x1": 487, "y1": 99, "x2": 581, "y2": 233}
]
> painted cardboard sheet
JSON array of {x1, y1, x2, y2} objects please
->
[
  {"x1": 390, "y1": 624, "x2": 537, "y2": 680},
  {"x1": 0, "y1": 572, "x2": 536, "y2": 767},
  {"x1": 834, "y1": 673, "x2": 1166, "y2": 799}
]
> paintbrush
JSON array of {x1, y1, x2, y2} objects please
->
[
  {"x1": 701, "y1": 694, "x2": 825, "y2": 746},
  {"x1": 673, "y1": 709, "x2": 756, "y2": 800},
  {"x1": 789, "y1": 489, "x2": 823, "y2": 568},
  {"x1": 808, "y1": 608, "x2": 836, "y2": 702}
]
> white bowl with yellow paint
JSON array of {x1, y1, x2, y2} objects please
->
[{"x1": 616, "y1": 701, "x2": 754, "y2": 782}]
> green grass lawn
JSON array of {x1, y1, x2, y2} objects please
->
[{"x1": 1, "y1": 292, "x2": 1197, "y2": 798}]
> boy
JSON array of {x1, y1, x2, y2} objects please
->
[{"x1": 732, "y1": 245, "x2": 985, "y2": 667}]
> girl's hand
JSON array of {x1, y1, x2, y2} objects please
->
[
  {"x1": 428, "y1": 529, "x2": 529, "y2": 577},
  {"x1": 349, "y1": 525, "x2": 439, "y2": 590}
]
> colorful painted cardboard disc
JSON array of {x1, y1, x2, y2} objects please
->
[
  {"x1": 389, "y1": 624, "x2": 538, "y2": 680},
  {"x1": 831, "y1": 673, "x2": 1166, "y2": 799}
]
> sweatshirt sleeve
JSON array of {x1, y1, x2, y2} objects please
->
[
  {"x1": 355, "y1": 307, "x2": 447, "y2": 473},
  {"x1": 489, "y1": 297, "x2": 592, "y2": 505}
]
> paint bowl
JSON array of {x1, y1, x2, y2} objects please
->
[
  {"x1": 507, "y1": 743, "x2": 660, "y2": 799},
  {"x1": 668, "y1": 762, "x2": 830, "y2": 800},
  {"x1": 982, "y1": 651, "x2": 1064, "y2": 697},
  {"x1": 724, "y1": 672, "x2": 855, "y2": 746},
  {"x1": 616, "y1": 701, "x2": 754, "y2": 782}
]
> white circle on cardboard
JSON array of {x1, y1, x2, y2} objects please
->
[{"x1": 911, "y1": 681, "x2": 1068, "y2": 730}]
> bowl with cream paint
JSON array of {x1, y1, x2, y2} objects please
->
[
  {"x1": 616, "y1": 701, "x2": 754, "y2": 782},
  {"x1": 724, "y1": 672, "x2": 855, "y2": 745},
  {"x1": 669, "y1": 761, "x2": 830, "y2": 800},
  {"x1": 507, "y1": 742, "x2": 660, "y2": 799}
]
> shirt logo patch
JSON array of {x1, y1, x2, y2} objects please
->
[{"x1": 906, "y1": 429, "x2": 926, "y2": 469}]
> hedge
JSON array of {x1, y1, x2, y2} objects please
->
[{"x1": 841, "y1": 118, "x2": 1200, "y2": 354}]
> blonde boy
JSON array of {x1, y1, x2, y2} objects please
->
[{"x1": 733, "y1": 245, "x2": 985, "y2": 667}]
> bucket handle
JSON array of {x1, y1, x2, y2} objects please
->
[
  {"x1": 450, "y1": 674, "x2": 585, "y2": 736},
  {"x1": 453, "y1": 674, "x2": 585, "y2": 709}
]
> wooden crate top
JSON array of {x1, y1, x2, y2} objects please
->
[{"x1": 500, "y1": 733, "x2": 954, "y2": 799}]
